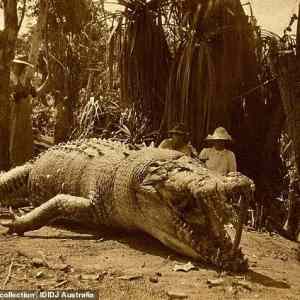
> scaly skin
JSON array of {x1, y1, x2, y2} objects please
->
[{"x1": 0, "y1": 138, "x2": 255, "y2": 272}]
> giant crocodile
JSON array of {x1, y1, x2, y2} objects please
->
[{"x1": 0, "y1": 138, "x2": 254, "y2": 271}]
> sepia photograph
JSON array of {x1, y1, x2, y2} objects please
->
[{"x1": 0, "y1": 0, "x2": 300, "y2": 299}]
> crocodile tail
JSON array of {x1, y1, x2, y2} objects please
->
[{"x1": 0, "y1": 163, "x2": 32, "y2": 206}]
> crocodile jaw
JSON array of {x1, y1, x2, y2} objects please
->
[
  {"x1": 144, "y1": 225, "x2": 200, "y2": 259},
  {"x1": 133, "y1": 183, "x2": 228, "y2": 265},
  {"x1": 131, "y1": 159, "x2": 253, "y2": 271}
]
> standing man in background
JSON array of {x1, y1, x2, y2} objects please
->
[
  {"x1": 159, "y1": 123, "x2": 197, "y2": 157},
  {"x1": 199, "y1": 127, "x2": 237, "y2": 176}
]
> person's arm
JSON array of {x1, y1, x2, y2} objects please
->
[
  {"x1": 228, "y1": 151, "x2": 237, "y2": 172},
  {"x1": 199, "y1": 148, "x2": 209, "y2": 163}
]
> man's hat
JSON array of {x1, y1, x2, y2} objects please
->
[
  {"x1": 168, "y1": 123, "x2": 188, "y2": 135},
  {"x1": 206, "y1": 127, "x2": 233, "y2": 141}
]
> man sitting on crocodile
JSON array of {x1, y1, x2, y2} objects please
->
[{"x1": 0, "y1": 138, "x2": 254, "y2": 272}]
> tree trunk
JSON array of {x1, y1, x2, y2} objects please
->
[
  {"x1": 0, "y1": 0, "x2": 18, "y2": 171},
  {"x1": 0, "y1": 65, "x2": 11, "y2": 171},
  {"x1": 54, "y1": 94, "x2": 74, "y2": 144},
  {"x1": 293, "y1": 4, "x2": 300, "y2": 174}
]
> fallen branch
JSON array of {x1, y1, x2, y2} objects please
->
[
  {"x1": 2, "y1": 255, "x2": 15, "y2": 288},
  {"x1": 53, "y1": 280, "x2": 68, "y2": 288}
]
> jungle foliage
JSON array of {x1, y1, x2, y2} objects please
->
[{"x1": 0, "y1": 0, "x2": 299, "y2": 233}]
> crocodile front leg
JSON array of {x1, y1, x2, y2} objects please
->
[{"x1": 1, "y1": 194, "x2": 97, "y2": 235}]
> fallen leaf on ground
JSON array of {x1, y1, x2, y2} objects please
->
[
  {"x1": 207, "y1": 278, "x2": 225, "y2": 287},
  {"x1": 173, "y1": 262, "x2": 197, "y2": 272},
  {"x1": 117, "y1": 274, "x2": 143, "y2": 281},
  {"x1": 78, "y1": 273, "x2": 101, "y2": 281},
  {"x1": 167, "y1": 291, "x2": 188, "y2": 299}
]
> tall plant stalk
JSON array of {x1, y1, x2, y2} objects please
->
[{"x1": 109, "y1": 0, "x2": 172, "y2": 130}]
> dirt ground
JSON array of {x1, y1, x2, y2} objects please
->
[{"x1": 0, "y1": 224, "x2": 299, "y2": 300}]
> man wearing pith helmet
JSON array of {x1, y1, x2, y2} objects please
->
[
  {"x1": 199, "y1": 127, "x2": 237, "y2": 176},
  {"x1": 159, "y1": 123, "x2": 196, "y2": 157}
]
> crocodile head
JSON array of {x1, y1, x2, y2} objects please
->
[{"x1": 132, "y1": 155, "x2": 254, "y2": 272}]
